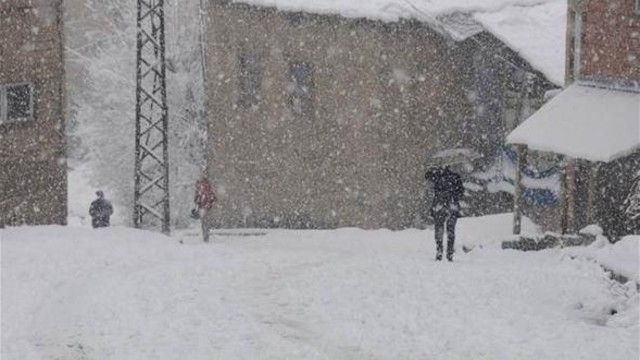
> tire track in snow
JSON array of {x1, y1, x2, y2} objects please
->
[{"x1": 215, "y1": 239, "x2": 375, "y2": 359}]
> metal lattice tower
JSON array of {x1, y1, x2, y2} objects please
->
[{"x1": 133, "y1": 0, "x2": 170, "y2": 234}]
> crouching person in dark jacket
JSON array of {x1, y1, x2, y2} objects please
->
[
  {"x1": 426, "y1": 166, "x2": 464, "y2": 261},
  {"x1": 89, "y1": 190, "x2": 113, "y2": 228}
]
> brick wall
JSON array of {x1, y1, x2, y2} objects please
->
[{"x1": 570, "y1": 0, "x2": 640, "y2": 83}]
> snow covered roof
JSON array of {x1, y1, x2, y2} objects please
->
[
  {"x1": 473, "y1": 1, "x2": 566, "y2": 85},
  {"x1": 232, "y1": 0, "x2": 567, "y2": 85},
  {"x1": 507, "y1": 84, "x2": 640, "y2": 162},
  {"x1": 232, "y1": 0, "x2": 559, "y2": 20}
]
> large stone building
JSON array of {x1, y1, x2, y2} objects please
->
[
  {"x1": 0, "y1": 0, "x2": 67, "y2": 226},
  {"x1": 509, "y1": 0, "x2": 640, "y2": 238},
  {"x1": 202, "y1": 1, "x2": 563, "y2": 229}
]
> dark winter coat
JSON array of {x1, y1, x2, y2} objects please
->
[
  {"x1": 425, "y1": 167, "x2": 464, "y2": 217},
  {"x1": 89, "y1": 198, "x2": 113, "y2": 228}
]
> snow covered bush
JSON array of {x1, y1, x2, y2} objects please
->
[{"x1": 624, "y1": 172, "x2": 640, "y2": 222}]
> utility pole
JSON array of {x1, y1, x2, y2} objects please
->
[
  {"x1": 513, "y1": 145, "x2": 528, "y2": 235},
  {"x1": 133, "y1": 0, "x2": 170, "y2": 234}
]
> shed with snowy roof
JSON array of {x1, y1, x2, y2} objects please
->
[
  {"x1": 201, "y1": 0, "x2": 567, "y2": 229},
  {"x1": 508, "y1": 0, "x2": 640, "y2": 238}
]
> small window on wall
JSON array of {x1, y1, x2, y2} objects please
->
[
  {"x1": 287, "y1": 61, "x2": 315, "y2": 116},
  {"x1": 0, "y1": 83, "x2": 34, "y2": 125},
  {"x1": 502, "y1": 90, "x2": 520, "y2": 135},
  {"x1": 636, "y1": 0, "x2": 640, "y2": 15},
  {"x1": 238, "y1": 54, "x2": 263, "y2": 109},
  {"x1": 520, "y1": 96, "x2": 543, "y2": 121}
]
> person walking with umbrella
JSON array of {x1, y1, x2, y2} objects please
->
[{"x1": 425, "y1": 165, "x2": 464, "y2": 261}]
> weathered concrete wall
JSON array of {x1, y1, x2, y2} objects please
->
[
  {"x1": 204, "y1": 4, "x2": 470, "y2": 229},
  {"x1": 0, "y1": 0, "x2": 67, "y2": 226},
  {"x1": 203, "y1": 3, "x2": 555, "y2": 229}
]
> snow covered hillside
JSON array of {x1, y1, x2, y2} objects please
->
[{"x1": 1, "y1": 219, "x2": 638, "y2": 359}]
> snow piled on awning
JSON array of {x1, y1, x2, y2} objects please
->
[{"x1": 507, "y1": 84, "x2": 640, "y2": 163}]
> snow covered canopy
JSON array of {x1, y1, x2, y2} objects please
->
[
  {"x1": 507, "y1": 84, "x2": 640, "y2": 163},
  {"x1": 232, "y1": 0, "x2": 567, "y2": 84}
]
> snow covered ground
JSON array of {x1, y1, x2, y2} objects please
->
[{"x1": 2, "y1": 216, "x2": 638, "y2": 360}]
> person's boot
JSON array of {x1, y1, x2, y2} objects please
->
[
  {"x1": 447, "y1": 237, "x2": 455, "y2": 262},
  {"x1": 202, "y1": 224, "x2": 210, "y2": 243},
  {"x1": 435, "y1": 241, "x2": 443, "y2": 261},
  {"x1": 446, "y1": 245, "x2": 454, "y2": 261}
]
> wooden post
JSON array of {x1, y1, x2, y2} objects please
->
[
  {"x1": 586, "y1": 162, "x2": 599, "y2": 225},
  {"x1": 513, "y1": 145, "x2": 528, "y2": 235},
  {"x1": 560, "y1": 163, "x2": 568, "y2": 235},
  {"x1": 563, "y1": 159, "x2": 578, "y2": 234}
]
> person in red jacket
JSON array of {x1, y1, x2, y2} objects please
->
[{"x1": 194, "y1": 176, "x2": 216, "y2": 242}]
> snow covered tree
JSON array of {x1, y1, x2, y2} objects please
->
[
  {"x1": 65, "y1": 0, "x2": 206, "y2": 227},
  {"x1": 624, "y1": 173, "x2": 640, "y2": 222}
]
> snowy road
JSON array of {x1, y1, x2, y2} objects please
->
[{"x1": 1, "y1": 223, "x2": 638, "y2": 359}]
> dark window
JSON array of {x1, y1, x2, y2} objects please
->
[
  {"x1": 636, "y1": 0, "x2": 640, "y2": 15},
  {"x1": 288, "y1": 61, "x2": 314, "y2": 116},
  {"x1": 286, "y1": 12, "x2": 305, "y2": 26},
  {"x1": 1, "y1": 83, "x2": 33, "y2": 124},
  {"x1": 238, "y1": 54, "x2": 263, "y2": 109},
  {"x1": 502, "y1": 90, "x2": 520, "y2": 135}
]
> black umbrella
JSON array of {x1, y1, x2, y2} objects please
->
[{"x1": 426, "y1": 148, "x2": 483, "y2": 171}]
